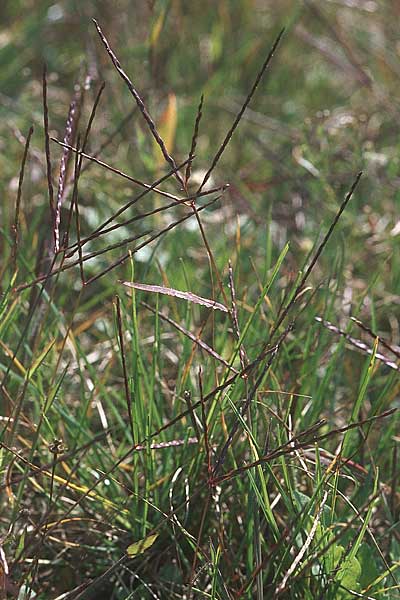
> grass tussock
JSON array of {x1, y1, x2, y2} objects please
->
[{"x1": 0, "y1": 2, "x2": 399, "y2": 599}]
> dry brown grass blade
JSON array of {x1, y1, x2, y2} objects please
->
[{"x1": 123, "y1": 282, "x2": 229, "y2": 313}]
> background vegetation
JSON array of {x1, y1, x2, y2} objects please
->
[{"x1": 0, "y1": 1, "x2": 399, "y2": 598}]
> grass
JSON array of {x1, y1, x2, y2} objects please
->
[{"x1": 0, "y1": 1, "x2": 399, "y2": 598}]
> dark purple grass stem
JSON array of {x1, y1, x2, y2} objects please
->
[
  {"x1": 212, "y1": 322, "x2": 293, "y2": 478},
  {"x1": 63, "y1": 83, "x2": 106, "y2": 276},
  {"x1": 52, "y1": 138, "x2": 187, "y2": 204},
  {"x1": 81, "y1": 82, "x2": 105, "y2": 153},
  {"x1": 73, "y1": 142, "x2": 85, "y2": 284},
  {"x1": 8, "y1": 357, "x2": 358, "y2": 571},
  {"x1": 141, "y1": 342, "x2": 281, "y2": 444},
  {"x1": 67, "y1": 195, "x2": 193, "y2": 256},
  {"x1": 351, "y1": 316, "x2": 400, "y2": 360},
  {"x1": 64, "y1": 181, "x2": 227, "y2": 258},
  {"x1": 214, "y1": 408, "x2": 396, "y2": 486},
  {"x1": 14, "y1": 230, "x2": 149, "y2": 292},
  {"x1": 185, "y1": 94, "x2": 204, "y2": 188},
  {"x1": 11, "y1": 126, "x2": 34, "y2": 273},
  {"x1": 141, "y1": 301, "x2": 238, "y2": 373},
  {"x1": 0, "y1": 434, "x2": 201, "y2": 492},
  {"x1": 197, "y1": 28, "x2": 285, "y2": 195},
  {"x1": 198, "y1": 367, "x2": 211, "y2": 478},
  {"x1": 51, "y1": 140, "x2": 227, "y2": 253},
  {"x1": 189, "y1": 199, "x2": 229, "y2": 307},
  {"x1": 26, "y1": 405, "x2": 394, "y2": 597},
  {"x1": 212, "y1": 286, "x2": 319, "y2": 478},
  {"x1": 61, "y1": 155, "x2": 191, "y2": 257},
  {"x1": 268, "y1": 172, "x2": 362, "y2": 346},
  {"x1": 42, "y1": 66, "x2": 54, "y2": 216},
  {"x1": 228, "y1": 260, "x2": 248, "y2": 370},
  {"x1": 15, "y1": 195, "x2": 219, "y2": 292},
  {"x1": 80, "y1": 107, "x2": 136, "y2": 175},
  {"x1": 83, "y1": 196, "x2": 220, "y2": 287},
  {"x1": 64, "y1": 83, "x2": 106, "y2": 241},
  {"x1": 93, "y1": 19, "x2": 185, "y2": 189},
  {"x1": 316, "y1": 317, "x2": 398, "y2": 371},
  {"x1": 182, "y1": 390, "x2": 201, "y2": 443}
]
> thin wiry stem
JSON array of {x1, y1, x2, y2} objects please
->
[
  {"x1": 63, "y1": 83, "x2": 105, "y2": 272},
  {"x1": 185, "y1": 93, "x2": 204, "y2": 188},
  {"x1": 42, "y1": 66, "x2": 54, "y2": 216},
  {"x1": 14, "y1": 230, "x2": 149, "y2": 292},
  {"x1": 80, "y1": 107, "x2": 136, "y2": 175},
  {"x1": 141, "y1": 301, "x2": 238, "y2": 373},
  {"x1": 61, "y1": 154, "x2": 191, "y2": 257},
  {"x1": 64, "y1": 181, "x2": 227, "y2": 259},
  {"x1": 52, "y1": 138, "x2": 187, "y2": 203},
  {"x1": 351, "y1": 316, "x2": 400, "y2": 360},
  {"x1": 14, "y1": 195, "x2": 220, "y2": 293},
  {"x1": 83, "y1": 196, "x2": 220, "y2": 286},
  {"x1": 228, "y1": 260, "x2": 248, "y2": 370},
  {"x1": 197, "y1": 28, "x2": 285, "y2": 194},
  {"x1": 214, "y1": 408, "x2": 396, "y2": 485},
  {"x1": 66, "y1": 195, "x2": 190, "y2": 255},
  {"x1": 73, "y1": 140, "x2": 85, "y2": 284},
  {"x1": 212, "y1": 321, "x2": 294, "y2": 478},
  {"x1": 81, "y1": 82, "x2": 105, "y2": 152},
  {"x1": 268, "y1": 172, "x2": 362, "y2": 345},
  {"x1": 198, "y1": 367, "x2": 211, "y2": 478},
  {"x1": 11, "y1": 126, "x2": 34, "y2": 273},
  {"x1": 316, "y1": 317, "x2": 399, "y2": 371},
  {"x1": 189, "y1": 199, "x2": 229, "y2": 307},
  {"x1": 93, "y1": 18, "x2": 185, "y2": 189}
]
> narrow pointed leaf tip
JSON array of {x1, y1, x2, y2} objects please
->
[{"x1": 121, "y1": 281, "x2": 229, "y2": 312}]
